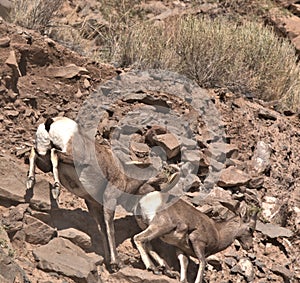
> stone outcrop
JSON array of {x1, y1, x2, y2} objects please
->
[
  {"x1": 0, "y1": 9, "x2": 299, "y2": 283},
  {"x1": 269, "y1": 3, "x2": 300, "y2": 53},
  {"x1": 33, "y1": 238, "x2": 102, "y2": 283}
]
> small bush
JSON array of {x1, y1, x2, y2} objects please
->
[
  {"x1": 10, "y1": 0, "x2": 63, "y2": 31},
  {"x1": 118, "y1": 16, "x2": 300, "y2": 110}
]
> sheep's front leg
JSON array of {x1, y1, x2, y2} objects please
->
[
  {"x1": 26, "y1": 147, "x2": 36, "y2": 190},
  {"x1": 50, "y1": 149, "x2": 61, "y2": 199}
]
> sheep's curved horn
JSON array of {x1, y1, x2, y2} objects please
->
[
  {"x1": 168, "y1": 164, "x2": 180, "y2": 172},
  {"x1": 126, "y1": 160, "x2": 146, "y2": 165},
  {"x1": 160, "y1": 172, "x2": 180, "y2": 191},
  {"x1": 219, "y1": 200, "x2": 240, "y2": 215}
]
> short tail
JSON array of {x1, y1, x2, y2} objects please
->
[{"x1": 44, "y1": 117, "x2": 54, "y2": 132}]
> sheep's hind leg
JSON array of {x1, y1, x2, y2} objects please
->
[
  {"x1": 50, "y1": 149, "x2": 61, "y2": 200},
  {"x1": 189, "y1": 232, "x2": 206, "y2": 283},
  {"x1": 147, "y1": 243, "x2": 179, "y2": 279},
  {"x1": 26, "y1": 147, "x2": 36, "y2": 190},
  {"x1": 133, "y1": 224, "x2": 174, "y2": 275},
  {"x1": 85, "y1": 200, "x2": 110, "y2": 264},
  {"x1": 103, "y1": 188, "x2": 122, "y2": 272},
  {"x1": 176, "y1": 249, "x2": 189, "y2": 283}
]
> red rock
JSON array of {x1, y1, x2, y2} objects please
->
[
  {"x1": 269, "y1": 10, "x2": 300, "y2": 52},
  {"x1": 217, "y1": 166, "x2": 251, "y2": 188},
  {"x1": 23, "y1": 214, "x2": 56, "y2": 245},
  {"x1": 4, "y1": 110, "x2": 19, "y2": 118},
  {"x1": 5, "y1": 50, "x2": 21, "y2": 76},
  {"x1": 145, "y1": 125, "x2": 167, "y2": 145},
  {"x1": 153, "y1": 133, "x2": 180, "y2": 159},
  {"x1": 0, "y1": 36, "x2": 10, "y2": 47},
  {"x1": 46, "y1": 64, "x2": 89, "y2": 79}
]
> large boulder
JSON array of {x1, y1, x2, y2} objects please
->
[
  {"x1": 256, "y1": 221, "x2": 293, "y2": 238},
  {"x1": 23, "y1": 214, "x2": 56, "y2": 245},
  {"x1": 33, "y1": 237, "x2": 102, "y2": 283}
]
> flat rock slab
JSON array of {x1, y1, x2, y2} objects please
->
[
  {"x1": 271, "y1": 264, "x2": 294, "y2": 280},
  {"x1": 109, "y1": 266, "x2": 178, "y2": 283},
  {"x1": 33, "y1": 237, "x2": 102, "y2": 283},
  {"x1": 0, "y1": 155, "x2": 27, "y2": 205},
  {"x1": 0, "y1": 155, "x2": 51, "y2": 210},
  {"x1": 207, "y1": 142, "x2": 239, "y2": 160},
  {"x1": 217, "y1": 166, "x2": 251, "y2": 188},
  {"x1": 46, "y1": 64, "x2": 89, "y2": 79},
  {"x1": 28, "y1": 178, "x2": 52, "y2": 211},
  {"x1": 24, "y1": 214, "x2": 56, "y2": 245},
  {"x1": 181, "y1": 150, "x2": 206, "y2": 167},
  {"x1": 256, "y1": 221, "x2": 293, "y2": 238},
  {"x1": 58, "y1": 227, "x2": 92, "y2": 251},
  {"x1": 0, "y1": 176, "x2": 25, "y2": 204}
]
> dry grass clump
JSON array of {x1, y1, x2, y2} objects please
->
[
  {"x1": 10, "y1": 0, "x2": 63, "y2": 31},
  {"x1": 119, "y1": 16, "x2": 300, "y2": 110}
]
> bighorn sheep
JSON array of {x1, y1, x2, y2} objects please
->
[
  {"x1": 26, "y1": 116, "x2": 161, "y2": 271},
  {"x1": 134, "y1": 191, "x2": 258, "y2": 283}
]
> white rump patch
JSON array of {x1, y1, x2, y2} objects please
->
[
  {"x1": 35, "y1": 123, "x2": 51, "y2": 155},
  {"x1": 35, "y1": 117, "x2": 78, "y2": 155},
  {"x1": 139, "y1": 191, "x2": 165, "y2": 223},
  {"x1": 49, "y1": 117, "x2": 78, "y2": 152}
]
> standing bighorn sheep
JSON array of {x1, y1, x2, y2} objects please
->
[
  {"x1": 26, "y1": 116, "x2": 159, "y2": 271},
  {"x1": 134, "y1": 191, "x2": 258, "y2": 283}
]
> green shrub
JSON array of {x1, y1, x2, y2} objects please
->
[{"x1": 118, "y1": 16, "x2": 300, "y2": 110}]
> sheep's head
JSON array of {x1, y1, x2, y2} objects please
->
[{"x1": 236, "y1": 205, "x2": 259, "y2": 251}]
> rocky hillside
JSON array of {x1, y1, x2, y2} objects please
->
[
  {"x1": 0, "y1": 2, "x2": 300, "y2": 283},
  {"x1": 49, "y1": 0, "x2": 300, "y2": 58}
]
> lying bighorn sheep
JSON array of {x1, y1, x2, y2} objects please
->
[
  {"x1": 134, "y1": 191, "x2": 258, "y2": 283},
  {"x1": 26, "y1": 116, "x2": 163, "y2": 271}
]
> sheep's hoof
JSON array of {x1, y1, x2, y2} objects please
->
[
  {"x1": 26, "y1": 177, "x2": 35, "y2": 190},
  {"x1": 148, "y1": 266, "x2": 162, "y2": 276},
  {"x1": 51, "y1": 182, "x2": 61, "y2": 200},
  {"x1": 110, "y1": 262, "x2": 123, "y2": 273},
  {"x1": 162, "y1": 268, "x2": 180, "y2": 279}
]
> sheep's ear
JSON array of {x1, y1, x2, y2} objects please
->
[{"x1": 237, "y1": 202, "x2": 249, "y2": 221}]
